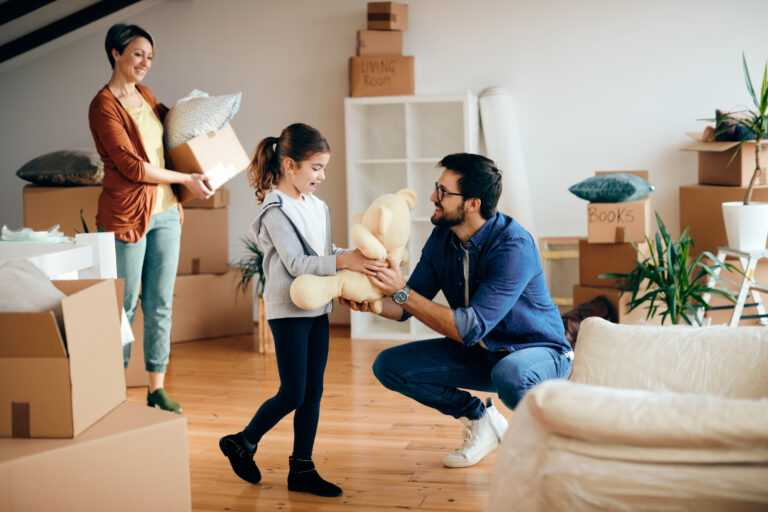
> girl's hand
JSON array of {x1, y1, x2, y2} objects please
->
[
  {"x1": 338, "y1": 297, "x2": 373, "y2": 312},
  {"x1": 337, "y1": 249, "x2": 388, "y2": 275},
  {"x1": 184, "y1": 173, "x2": 214, "y2": 199}
]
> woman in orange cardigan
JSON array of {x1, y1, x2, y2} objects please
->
[{"x1": 88, "y1": 24, "x2": 212, "y2": 413}]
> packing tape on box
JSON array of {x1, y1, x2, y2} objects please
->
[{"x1": 479, "y1": 87, "x2": 537, "y2": 239}]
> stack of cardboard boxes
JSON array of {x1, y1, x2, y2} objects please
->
[
  {"x1": 0, "y1": 279, "x2": 190, "y2": 510},
  {"x1": 349, "y1": 2, "x2": 414, "y2": 97},
  {"x1": 680, "y1": 133, "x2": 768, "y2": 324},
  {"x1": 572, "y1": 171, "x2": 659, "y2": 324},
  {"x1": 22, "y1": 124, "x2": 255, "y2": 387}
]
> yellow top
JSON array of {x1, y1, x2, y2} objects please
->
[{"x1": 125, "y1": 96, "x2": 177, "y2": 214}]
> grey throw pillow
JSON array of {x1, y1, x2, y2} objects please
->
[
  {"x1": 569, "y1": 173, "x2": 655, "y2": 203},
  {"x1": 163, "y1": 89, "x2": 242, "y2": 149},
  {"x1": 16, "y1": 149, "x2": 103, "y2": 186}
]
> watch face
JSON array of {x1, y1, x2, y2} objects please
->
[{"x1": 394, "y1": 288, "x2": 408, "y2": 304}]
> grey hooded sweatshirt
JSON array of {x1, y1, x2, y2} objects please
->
[{"x1": 251, "y1": 190, "x2": 349, "y2": 320}]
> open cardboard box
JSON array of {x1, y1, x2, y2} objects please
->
[
  {"x1": 168, "y1": 124, "x2": 250, "y2": 203},
  {"x1": 0, "y1": 279, "x2": 126, "y2": 438},
  {"x1": 681, "y1": 132, "x2": 768, "y2": 187},
  {"x1": 0, "y1": 401, "x2": 190, "y2": 511}
]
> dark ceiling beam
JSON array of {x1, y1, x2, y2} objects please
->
[
  {"x1": 0, "y1": 0, "x2": 142, "y2": 63},
  {"x1": 0, "y1": 0, "x2": 57, "y2": 26}
]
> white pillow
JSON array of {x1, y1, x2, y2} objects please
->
[
  {"x1": 0, "y1": 258, "x2": 66, "y2": 328},
  {"x1": 163, "y1": 89, "x2": 242, "y2": 149}
]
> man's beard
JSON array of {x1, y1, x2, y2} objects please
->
[{"x1": 431, "y1": 203, "x2": 465, "y2": 228}]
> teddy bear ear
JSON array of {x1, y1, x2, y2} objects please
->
[
  {"x1": 396, "y1": 188, "x2": 418, "y2": 210},
  {"x1": 352, "y1": 212, "x2": 363, "y2": 224}
]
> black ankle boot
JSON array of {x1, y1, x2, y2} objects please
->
[
  {"x1": 287, "y1": 456, "x2": 342, "y2": 497},
  {"x1": 219, "y1": 433, "x2": 261, "y2": 484}
]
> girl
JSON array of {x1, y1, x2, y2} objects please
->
[{"x1": 219, "y1": 123, "x2": 385, "y2": 497}]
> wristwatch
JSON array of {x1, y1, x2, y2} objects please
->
[{"x1": 392, "y1": 285, "x2": 410, "y2": 305}]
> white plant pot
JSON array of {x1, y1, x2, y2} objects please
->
[{"x1": 721, "y1": 201, "x2": 768, "y2": 251}]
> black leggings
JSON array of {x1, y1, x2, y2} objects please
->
[{"x1": 243, "y1": 315, "x2": 329, "y2": 459}]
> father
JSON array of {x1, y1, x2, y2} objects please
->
[{"x1": 341, "y1": 153, "x2": 573, "y2": 468}]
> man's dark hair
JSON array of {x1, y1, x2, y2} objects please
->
[
  {"x1": 438, "y1": 153, "x2": 502, "y2": 219},
  {"x1": 105, "y1": 23, "x2": 154, "y2": 69}
]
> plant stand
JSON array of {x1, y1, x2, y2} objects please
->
[
  {"x1": 256, "y1": 296, "x2": 274, "y2": 354},
  {"x1": 699, "y1": 247, "x2": 768, "y2": 326}
]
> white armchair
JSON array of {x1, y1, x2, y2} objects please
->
[{"x1": 487, "y1": 317, "x2": 768, "y2": 511}]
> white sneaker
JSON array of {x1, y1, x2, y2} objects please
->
[{"x1": 442, "y1": 397, "x2": 509, "y2": 468}]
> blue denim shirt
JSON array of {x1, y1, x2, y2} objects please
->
[{"x1": 404, "y1": 213, "x2": 570, "y2": 354}]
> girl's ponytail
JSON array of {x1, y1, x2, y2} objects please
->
[{"x1": 248, "y1": 136, "x2": 281, "y2": 202}]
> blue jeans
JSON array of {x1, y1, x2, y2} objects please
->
[
  {"x1": 372, "y1": 339, "x2": 572, "y2": 420},
  {"x1": 110, "y1": 205, "x2": 181, "y2": 373}
]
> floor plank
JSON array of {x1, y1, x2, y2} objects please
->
[{"x1": 127, "y1": 327, "x2": 511, "y2": 511}]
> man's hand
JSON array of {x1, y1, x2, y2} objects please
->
[
  {"x1": 368, "y1": 255, "x2": 407, "y2": 295},
  {"x1": 338, "y1": 297, "x2": 373, "y2": 312}
]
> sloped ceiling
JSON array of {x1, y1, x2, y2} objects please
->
[{"x1": 0, "y1": 0, "x2": 142, "y2": 63}]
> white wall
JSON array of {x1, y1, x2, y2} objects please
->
[{"x1": 2, "y1": 0, "x2": 767, "y2": 321}]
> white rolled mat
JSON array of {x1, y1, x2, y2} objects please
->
[{"x1": 479, "y1": 86, "x2": 537, "y2": 240}]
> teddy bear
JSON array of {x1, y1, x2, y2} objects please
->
[{"x1": 289, "y1": 188, "x2": 417, "y2": 313}]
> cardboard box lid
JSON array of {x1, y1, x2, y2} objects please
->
[
  {"x1": 368, "y1": 1, "x2": 407, "y2": 13},
  {"x1": 0, "y1": 313, "x2": 66, "y2": 358},
  {"x1": 681, "y1": 132, "x2": 768, "y2": 152}
]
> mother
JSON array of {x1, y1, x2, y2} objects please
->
[{"x1": 88, "y1": 23, "x2": 212, "y2": 413}]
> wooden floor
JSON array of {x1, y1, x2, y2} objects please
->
[{"x1": 127, "y1": 326, "x2": 512, "y2": 511}]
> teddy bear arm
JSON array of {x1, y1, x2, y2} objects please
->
[{"x1": 351, "y1": 223, "x2": 387, "y2": 260}]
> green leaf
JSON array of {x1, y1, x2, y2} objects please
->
[{"x1": 744, "y1": 52, "x2": 759, "y2": 109}]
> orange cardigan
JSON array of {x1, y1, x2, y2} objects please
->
[{"x1": 88, "y1": 84, "x2": 183, "y2": 243}]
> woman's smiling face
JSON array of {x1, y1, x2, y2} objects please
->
[{"x1": 113, "y1": 36, "x2": 153, "y2": 82}]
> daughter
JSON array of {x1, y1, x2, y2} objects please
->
[{"x1": 219, "y1": 123, "x2": 385, "y2": 497}]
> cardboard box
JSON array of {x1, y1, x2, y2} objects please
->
[
  {"x1": 23, "y1": 185, "x2": 102, "y2": 236},
  {"x1": 171, "y1": 270, "x2": 254, "y2": 343},
  {"x1": 0, "y1": 280, "x2": 126, "y2": 438},
  {"x1": 679, "y1": 184, "x2": 768, "y2": 255},
  {"x1": 178, "y1": 208, "x2": 229, "y2": 275},
  {"x1": 168, "y1": 124, "x2": 250, "y2": 202},
  {"x1": 0, "y1": 401, "x2": 191, "y2": 511},
  {"x1": 349, "y1": 55, "x2": 414, "y2": 97},
  {"x1": 357, "y1": 29, "x2": 403, "y2": 56},
  {"x1": 573, "y1": 284, "x2": 661, "y2": 325},
  {"x1": 586, "y1": 197, "x2": 651, "y2": 244},
  {"x1": 183, "y1": 186, "x2": 230, "y2": 208},
  {"x1": 595, "y1": 170, "x2": 649, "y2": 181},
  {"x1": 681, "y1": 133, "x2": 768, "y2": 187},
  {"x1": 367, "y1": 1, "x2": 408, "y2": 30},
  {"x1": 578, "y1": 239, "x2": 649, "y2": 288}
]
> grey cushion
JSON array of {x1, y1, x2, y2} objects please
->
[
  {"x1": 0, "y1": 258, "x2": 66, "y2": 331},
  {"x1": 163, "y1": 89, "x2": 241, "y2": 149},
  {"x1": 16, "y1": 149, "x2": 103, "y2": 186},
  {"x1": 569, "y1": 173, "x2": 655, "y2": 203}
]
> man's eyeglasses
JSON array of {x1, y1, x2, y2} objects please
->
[{"x1": 434, "y1": 182, "x2": 465, "y2": 202}]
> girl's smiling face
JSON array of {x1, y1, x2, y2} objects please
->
[{"x1": 282, "y1": 151, "x2": 330, "y2": 199}]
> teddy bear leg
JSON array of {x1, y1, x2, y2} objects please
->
[{"x1": 289, "y1": 274, "x2": 343, "y2": 311}]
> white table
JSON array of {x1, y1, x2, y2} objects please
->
[
  {"x1": 0, "y1": 241, "x2": 93, "y2": 279},
  {"x1": 700, "y1": 246, "x2": 768, "y2": 326}
]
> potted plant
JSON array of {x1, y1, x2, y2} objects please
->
[
  {"x1": 231, "y1": 235, "x2": 273, "y2": 353},
  {"x1": 710, "y1": 53, "x2": 768, "y2": 251},
  {"x1": 600, "y1": 212, "x2": 739, "y2": 326}
]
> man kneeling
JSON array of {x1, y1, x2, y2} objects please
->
[{"x1": 341, "y1": 153, "x2": 573, "y2": 467}]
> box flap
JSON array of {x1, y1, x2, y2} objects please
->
[
  {"x1": 59, "y1": 280, "x2": 126, "y2": 435},
  {"x1": 0, "y1": 312, "x2": 66, "y2": 358},
  {"x1": 681, "y1": 140, "x2": 740, "y2": 152}
]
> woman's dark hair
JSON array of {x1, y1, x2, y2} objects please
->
[
  {"x1": 438, "y1": 153, "x2": 503, "y2": 219},
  {"x1": 248, "y1": 123, "x2": 330, "y2": 202},
  {"x1": 105, "y1": 23, "x2": 154, "y2": 69}
]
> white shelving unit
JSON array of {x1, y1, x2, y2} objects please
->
[{"x1": 344, "y1": 92, "x2": 479, "y2": 339}]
